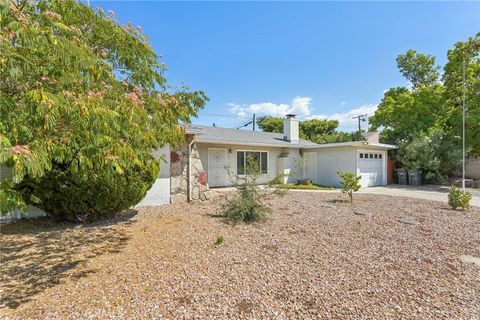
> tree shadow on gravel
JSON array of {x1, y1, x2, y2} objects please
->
[{"x1": 0, "y1": 209, "x2": 137, "y2": 310}]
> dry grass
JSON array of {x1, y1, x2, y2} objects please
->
[{"x1": 1, "y1": 193, "x2": 479, "y2": 319}]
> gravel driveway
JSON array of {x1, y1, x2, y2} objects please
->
[{"x1": 1, "y1": 193, "x2": 479, "y2": 319}]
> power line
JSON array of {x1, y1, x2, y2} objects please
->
[
  {"x1": 233, "y1": 114, "x2": 256, "y2": 130},
  {"x1": 198, "y1": 112, "x2": 249, "y2": 119}
]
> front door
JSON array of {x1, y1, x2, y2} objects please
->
[
  {"x1": 208, "y1": 148, "x2": 227, "y2": 187},
  {"x1": 303, "y1": 152, "x2": 317, "y2": 182}
]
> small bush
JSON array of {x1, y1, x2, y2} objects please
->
[
  {"x1": 337, "y1": 171, "x2": 361, "y2": 203},
  {"x1": 17, "y1": 159, "x2": 158, "y2": 222},
  {"x1": 220, "y1": 155, "x2": 284, "y2": 224},
  {"x1": 215, "y1": 235, "x2": 225, "y2": 245},
  {"x1": 448, "y1": 186, "x2": 472, "y2": 210}
]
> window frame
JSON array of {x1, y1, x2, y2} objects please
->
[
  {"x1": 357, "y1": 150, "x2": 386, "y2": 161},
  {"x1": 236, "y1": 150, "x2": 269, "y2": 176}
]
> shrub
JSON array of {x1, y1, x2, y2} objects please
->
[
  {"x1": 448, "y1": 186, "x2": 472, "y2": 210},
  {"x1": 214, "y1": 235, "x2": 225, "y2": 245},
  {"x1": 220, "y1": 155, "x2": 284, "y2": 224},
  {"x1": 337, "y1": 171, "x2": 361, "y2": 203},
  {"x1": 396, "y1": 129, "x2": 461, "y2": 183},
  {"x1": 17, "y1": 158, "x2": 158, "y2": 222}
]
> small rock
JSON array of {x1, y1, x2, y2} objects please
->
[
  {"x1": 320, "y1": 203, "x2": 336, "y2": 209},
  {"x1": 460, "y1": 255, "x2": 480, "y2": 267},
  {"x1": 398, "y1": 217, "x2": 419, "y2": 225},
  {"x1": 354, "y1": 211, "x2": 372, "y2": 216}
]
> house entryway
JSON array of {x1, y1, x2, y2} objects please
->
[
  {"x1": 303, "y1": 152, "x2": 317, "y2": 181},
  {"x1": 208, "y1": 148, "x2": 227, "y2": 187}
]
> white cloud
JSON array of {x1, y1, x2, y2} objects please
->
[
  {"x1": 248, "y1": 102, "x2": 291, "y2": 117},
  {"x1": 228, "y1": 96, "x2": 312, "y2": 118},
  {"x1": 308, "y1": 104, "x2": 378, "y2": 131},
  {"x1": 228, "y1": 103, "x2": 246, "y2": 117}
]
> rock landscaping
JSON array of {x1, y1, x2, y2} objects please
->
[{"x1": 1, "y1": 193, "x2": 479, "y2": 319}]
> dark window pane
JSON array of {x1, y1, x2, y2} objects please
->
[
  {"x1": 246, "y1": 152, "x2": 260, "y2": 174},
  {"x1": 379, "y1": 154, "x2": 383, "y2": 159},
  {"x1": 369, "y1": 154, "x2": 373, "y2": 159},
  {"x1": 374, "y1": 154, "x2": 378, "y2": 159},
  {"x1": 261, "y1": 152, "x2": 268, "y2": 174},
  {"x1": 360, "y1": 153, "x2": 363, "y2": 159},
  {"x1": 237, "y1": 151, "x2": 245, "y2": 175}
]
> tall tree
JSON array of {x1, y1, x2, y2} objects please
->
[
  {"x1": 369, "y1": 85, "x2": 446, "y2": 144},
  {"x1": 0, "y1": 0, "x2": 207, "y2": 219},
  {"x1": 396, "y1": 49, "x2": 440, "y2": 89},
  {"x1": 442, "y1": 33, "x2": 480, "y2": 156}
]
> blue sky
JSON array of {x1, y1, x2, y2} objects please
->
[{"x1": 91, "y1": 1, "x2": 479, "y2": 131}]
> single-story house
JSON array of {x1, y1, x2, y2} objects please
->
[
  {"x1": 140, "y1": 114, "x2": 397, "y2": 205},
  {"x1": 0, "y1": 115, "x2": 397, "y2": 220}
]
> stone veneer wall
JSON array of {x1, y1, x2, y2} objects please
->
[{"x1": 170, "y1": 137, "x2": 211, "y2": 204}]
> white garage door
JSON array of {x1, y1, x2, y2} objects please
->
[{"x1": 357, "y1": 151, "x2": 385, "y2": 187}]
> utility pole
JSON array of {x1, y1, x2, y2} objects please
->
[
  {"x1": 462, "y1": 57, "x2": 466, "y2": 191},
  {"x1": 352, "y1": 114, "x2": 367, "y2": 134},
  {"x1": 253, "y1": 114, "x2": 256, "y2": 131}
]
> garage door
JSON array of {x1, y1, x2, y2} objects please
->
[{"x1": 357, "y1": 151, "x2": 385, "y2": 187}]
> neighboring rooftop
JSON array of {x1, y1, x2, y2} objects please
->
[{"x1": 187, "y1": 125, "x2": 320, "y2": 148}]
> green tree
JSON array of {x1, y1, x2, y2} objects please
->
[
  {"x1": 395, "y1": 128, "x2": 460, "y2": 183},
  {"x1": 443, "y1": 33, "x2": 480, "y2": 156},
  {"x1": 0, "y1": 0, "x2": 207, "y2": 219},
  {"x1": 313, "y1": 131, "x2": 362, "y2": 144},
  {"x1": 337, "y1": 171, "x2": 361, "y2": 203},
  {"x1": 371, "y1": 34, "x2": 479, "y2": 158},
  {"x1": 256, "y1": 116, "x2": 355, "y2": 143},
  {"x1": 299, "y1": 118, "x2": 338, "y2": 140},
  {"x1": 256, "y1": 116, "x2": 283, "y2": 133},
  {"x1": 396, "y1": 49, "x2": 440, "y2": 89}
]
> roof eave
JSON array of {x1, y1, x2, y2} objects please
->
[
  {"x1": 195, "y1": 139, "x2": 316, "y2": 149},
  {"x1": 304, "y1": 141, "x2": 397, "y2": 149}
]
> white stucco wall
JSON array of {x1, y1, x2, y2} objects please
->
[
  {"x1": 196, "y1": 143, "x2": 301, "y2": 187},
  {"x1": 136, "y1": 145, "x2": 171, "y2": 206},
  {"x1": 313, "y1": 147, "x2": 357, "y2": 188},
  {"x1": 312, "y1": 146, "x2": 390, "y2": 188}
]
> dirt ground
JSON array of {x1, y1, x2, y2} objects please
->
[{"x1": 1, "y1": 192, "x2": 479, "y2": 319}]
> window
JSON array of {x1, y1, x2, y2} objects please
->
[
  {"x1": 374, "y1": 154, "x2": 378, "y2": 159},
  {"x1": 237, "y1": 151, "x2": 268, "y2": 175},
  {"x1": 237, "y1": 151, "x2": 245, "y2": 175},
  {"x1": 379, "y1": 154, "x2": 382, "y2": 159},
  {"x1": 359, "y1": 153, "x2": 364, "y2": 159},
  {"x1": 369, "y1": 154, "x2": 373, "y2": 159},
  {"x1": 261, "y1": 152, "x2": 268, "y2": 174}
]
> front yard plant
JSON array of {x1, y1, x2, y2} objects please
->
[
  {"x1": 214, "y1": 235, "x2": 225, "y2": 245},
  {"x1": 448, "y1": 186, "x2": 472, "y2": 210},
  {"x1": 220, "y1": 155, "x2": 285, "y2": 224},
  {"x1": 0, "y1": 0, "x2": 206, "y2": 221},
  {"x1": 337, "y1": 171, "x2": 361, "y2": 203}
]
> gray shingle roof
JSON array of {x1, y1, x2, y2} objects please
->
[{"x1": 187, "y1": 125, "x2": 319, "y2": 148}]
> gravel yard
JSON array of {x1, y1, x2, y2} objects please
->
[{"x1": 1, "y1": 192, "x2": 479, "y2": 319}]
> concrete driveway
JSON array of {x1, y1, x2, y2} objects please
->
[{"x1": 359, "y1": 184, "x2": 480, "y2": 207}]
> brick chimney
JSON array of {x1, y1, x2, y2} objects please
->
[{"x1": 283, "y1": 114, "x2": 299, "y2": 143}]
